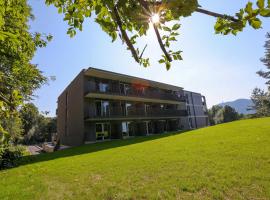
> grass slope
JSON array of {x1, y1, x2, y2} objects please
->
[{"x1": 1, "y1": 118, "x2": 270, "y2": 200}]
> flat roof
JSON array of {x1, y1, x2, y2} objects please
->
[{"x1": 84, "y1": 67, "x2": 184, "y2": 91}]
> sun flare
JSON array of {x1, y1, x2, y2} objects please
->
[{"x1": 151, "y1": 13, "x2": 160, "y2": 24}]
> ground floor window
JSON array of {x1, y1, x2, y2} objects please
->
[
  {"x1": 145, "y1": 121, "x2": 154, "y2": 135},
  {"x1": 96, "y1": 123, "x2": 110, "y2": 140},
  {"x1": 122, "y1": 122, "x2": 135, "y2": 137},
  {"x1": 122, "y1": 122, "x2": 129, "y2": 137}
]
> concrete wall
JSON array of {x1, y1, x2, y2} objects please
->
[
  {"x1": 57, "y1": 70, "x2": 85, "y2": 146},
  {"x1": 195, "y1": 117, "x2": 209, "y2": 128},
  {"x1": 184, "y1": 91, "x2": 209, "y2": 129},
  {"x1": 180, "y1": 117, "x2": 190, "y2": 130},
  {"x1": 57, "y1": 91, "x2": 67, "y2": 144},
  {"x1": 84, "y1": 122, "x2": 96, "y2": 141}
]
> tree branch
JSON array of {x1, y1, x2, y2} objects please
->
[
  {"x1": 138, "y1": 0, "x2": 172, "y2": 62},
  {"x1": 0, "y1": 92, "x2": 11, "y2": 106},
  {"x1": 112, "y1": 6, "x2": 140, "y2": 63},
  {"x1": 138, "y1": 0, "x2": 151, "y2": 13},
  {"x1": 196, "y1": 8, "x2": 238, "y2": 22},
  {"x1": 139, "y1": 0, "x2": 238, "y2": 22},
  {"x1": 153, "y1": 24, "x2": 172, "y2": 62}
]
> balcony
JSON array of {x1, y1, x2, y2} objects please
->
[
  {"x1": 85, "y1": 85, "x2": 186, "y2": 104},
  {"x1": 85, "y1": 108, "x2": 188, "y2": 121}
]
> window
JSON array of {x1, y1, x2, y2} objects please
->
[
  {"x1": 124, "y1": 84, "x2": 131, "y2": 95},
  {"x1": 96, "y1": 123, "x2": 102, "y2": 132},
  {"x1": 120, "y1": 83, "x2": 125, "y2": 94},
  {"x1": 122, "y1": 122, "x2": 129, "y2": 137},
  {"x1": 174, "y1": 91, "x2": 181, "y2": 98},
  {"x1": 102, "y1": 101, "x2": 109, "y2": 116},
  {"x1": 99, "y1": 82, "x2": 109, "y2": 92},
  {"x1": 96, "y1": 123, "x2": 110, "y2": 140},
  {"x1": 95, "y1": 100, "x2": 110, "y2": 117},
  {"x1": 141, "y1": 87, "x2": 146, "y2": 95},
  {"x1": 145, "y1": 104, "x2": 151, "y2": 114},
  {"x1": 126, "y1": 103, "x2": 132, "y2": 116}
]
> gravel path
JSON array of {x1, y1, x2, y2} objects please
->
[{"x1": 28, "y1": 145, "x2": 42, "y2": 155}]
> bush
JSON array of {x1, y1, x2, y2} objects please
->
[{"x1": 0, "y1": 144, "x2": 24, "y2": 170}]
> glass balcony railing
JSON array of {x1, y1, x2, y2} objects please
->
[
  {"x1": 85, "y1": 86, "x2": 186, "y2": 103},
  {"x1": 85, "y1": 108, "x2": 188, "y2": 119}
]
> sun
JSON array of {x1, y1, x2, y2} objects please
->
[{"x1": 151, "y1": 13, "x2": 160, "y2": 24}]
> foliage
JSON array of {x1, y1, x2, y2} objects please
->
[
  {"x1": 258, "y1": 32, "x2": 270, "y2": 90},
  {"x1": 0, "y1": 0, "x2": 51, "y2": 144},
  {"x1": 19, "y1": 103, "x2": 39, "y2": 138},
  {"x1": 208, "y1": 105, "x2": 223, "y2": 125},
  {"x1": 34, "y1": 116, "x2": 56, "y2": 143},
  {"x1": 250, "y1": 33, "x2": 270, "y2": 117},
  {"x1": 250, "y1": 87, "x2": 270, "y2": 116},
  {"x1": 208, "y1": 105, "x2": 242, "y2": 125},
  {"x1": 0, "y1": 118, "x2": 270, "y2": 198},
  {"x1": 223, "y1": 105, "x2": 241, "y2": 122},
  {"x1": 0, "y1": 144, "x2": 24, "y2": 170},
  {"x1": 19, "y1": 103, "x2": 56, "y2": 144},
  {"x1": 1, "y1": 115, "x2": 23, "y2": 144},
  {"x1": 45, "y1": 0, "x2": 270, "y2": 69}
]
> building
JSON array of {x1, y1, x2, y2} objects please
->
[{"x1": 57, "y1": 68, "x2": 209, "y2": 146}]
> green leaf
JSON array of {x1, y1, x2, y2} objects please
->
[
  {"x1": 245, "y1": 2, "x2": 253, "y2": 14},
  {"x1": 58, "y1": 7, "x2": 63, "y2": 14},
  {"x1": 95, "y1": 5, "x2": 101, "y2": 15},
  {"x1": 172, "y1": 24, "x2": 180, "y2": 31},
  {"x1": 260, "y1": 8, "x2": 270, "y2": 16},
  {"x1": 257, "y1": 0, "x2": 265, "y2": 9},
  {"x1": 111, "y1": 32, "x2": 117, "y2": 42},
  {"x1": 169, "y1": 37, "x2": 177, "y2": 41},
  {"x1": 250, "y1": 18, "x2": 262, "y2": 29},
  {"x1": 165, "y1": 62, "x2": 171, "y2": 70},
  {"x1": 177, "y1": 54, "x2": 183, "y2": 60},
  {"x1": 46, "y1": 35, "x2": 53, "y2": 42},
  {"x1": 158, "y1": 59, "x2": 165, "y2": 64},
  {"x1": 163, "y1": 26, "x2": 171, "y2": 32}
]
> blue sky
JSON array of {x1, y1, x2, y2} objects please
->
[{"x1": 29, "y1": 0, "x2": 270, "y2": 116}]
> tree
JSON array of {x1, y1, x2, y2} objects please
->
[
  {"x1": 250, "y1": 33, "x2": 270, "y2": 117},
  {"x1": 250, "y1": 87, "x2": 270, "y2": 116},
  {"x1": 0, "y1": 0, "x2": 51, "y2": 144},
  {"x1": 45, "y1": 0, "x2": 270, "y2": 69},
  {"x1": 19, "y1": 103, "x2": 39, "y2": 143},
  {"x1": 208, "y1": 105, "x2": 241, "y2": 125},
  {"x1": 19, "y1": 103, "x2": 57, "y2": 144},
  {"x1": 223, "y1": 105, "x2": 240, "y2": 123},
  {"x1": 208, "y1": 105, "x2": 223, "y2": 125},
  {"x1": 258, "y1": 32, "x2": 270, "y2": 90}
]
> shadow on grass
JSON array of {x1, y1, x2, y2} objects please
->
[{"x1": 15, "y1": 130, "x2": 190, "y2": 169}]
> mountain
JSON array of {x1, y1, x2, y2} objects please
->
[{"x1": 218, "y1": 98, "x2": 255, "y2": 114}]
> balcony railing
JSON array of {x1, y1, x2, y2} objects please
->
[
  {"x1": 85, "y1": 86, "x2": 186, "y2": 103},
  {"x1": 85, "y1": 108, "x2": 188, "y2": 119}
]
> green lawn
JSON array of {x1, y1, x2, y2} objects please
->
[{"x1": 1, "y1": 118, "x2": 270, "y2": 200}]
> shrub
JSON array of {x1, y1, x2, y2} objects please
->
[{"x1": 0, "y1": 144, "x2": 24, "y2": 170}]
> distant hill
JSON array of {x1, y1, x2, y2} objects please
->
[{"x1": 218, "y1": 99, "x2": 255, "y2": 114}]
